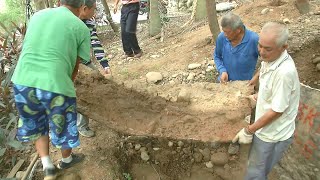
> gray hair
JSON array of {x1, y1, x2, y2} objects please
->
[
  {"x1": 60, "y1": 0, "x2": 85, "y2": 8},
  {"x1": 84, "y1": 0, "x2": 96, "y2": 8},
  {"x1": 221, "y1": 12, "x2": 244, "y2": 31},
  {"x1": 261, "y1": 22, "x2": 289, "y2": 47}
]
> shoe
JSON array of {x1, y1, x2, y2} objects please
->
[
  {"x1": 134, "y1": 51, "x2": 143, "y2": 58},
  {"x1": 79, "y1": 127, "x2": 95, "y2": 138},
  {"x1": 57, "y1": 153, "x2": 85, "y2": 170},
  {"x1": 44, "y1": 168, "x2": 57, "y2": 180},
  {"x1": 122, "y1": 54, "x2": 134, "y2": 59}
]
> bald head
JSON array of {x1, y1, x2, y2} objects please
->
[{"x1": 261, "y1": 22, "x2": 289, "y2": 47}]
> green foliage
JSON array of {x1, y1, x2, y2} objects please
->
[
  {"x1": 0, "y1": 21, "x2": 25, "y2": 173},
  {"x1": 0, "y1": 0, "x2": 25, "y2": 29},
  {"x1": 123, "y1": 173, "x2": 132, "y2": 180}
]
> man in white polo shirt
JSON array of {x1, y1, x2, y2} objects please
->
[{"x1": 232, "y1": 22, "x2": 300, "y2": 179}]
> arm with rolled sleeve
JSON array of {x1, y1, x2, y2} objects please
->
[{"x1": 213, "y1": 33, "x2": 227, "y2": 74}]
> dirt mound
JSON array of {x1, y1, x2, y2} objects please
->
[{"x1": 76, "y1": 67, "x2": 253, "y2": 142}]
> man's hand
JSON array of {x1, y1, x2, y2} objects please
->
[
  {"x1": 220, "y1": 72, "x2": 228, "y2": 84},
  {"x1": 247, "y1": 77, "x2": 257, "y2": 87},
  {"x1": 232, "y1": 128, "x2": 253, "y2": 144},
  {"x1": 103, "y1": 67, "x2": 112, "y2": 75},
  {"x1": 247, "y1": 69, "x2": 260, "y2": 87}
]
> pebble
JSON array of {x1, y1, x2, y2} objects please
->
[
  {"x1": 177, "y1": 141, "x2": 184, "y2": 147},
  {"x1": 205, "y1": 161, "x2": 214, "y2": 168},
  {"x1": 228, "y1": 143, "x2": 239, "y2": 155},
  {"x1": 168, "y1": 141, "x2": 174, "y2": 147},
  {"x1": 141, "y1": 151, "x2": 150, "y2": 161},
  {"x1": 188, "y1": 63, "x2": 202, "y2": 70},
  {"x1": 135, "y1": 144, "x2": 141, "y2": 150},
  {"x1": 261, "y1": 8, "x2": 270, "y2": 14}
]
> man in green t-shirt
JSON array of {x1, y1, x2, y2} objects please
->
[{"x1": 11, "y1": 0, "x2": 94, "y2": 179}]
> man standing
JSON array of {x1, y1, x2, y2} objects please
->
[
  {"x1": 114, "y1": 0, "x2": 143, "y2": 58},
  {"x1": 232, "y1": 22, "x2": 300, "y2": 179},
  {"x1": 12, "y1": 0, "x2": 92, "y2": 179},
  {"x1": 77, "y1": 0, "x2": 112, "y2": 138},
  {"x1": 214, "y1": 12, "x2": 259, "y2": 83}
]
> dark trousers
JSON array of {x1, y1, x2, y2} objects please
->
[{"x1": 120, "y1": 3, "x2": 141, "y2": 55}]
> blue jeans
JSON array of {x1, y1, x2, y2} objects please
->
[{"x1": 245, "y1": 135, "x2": 293, "y2": 180}]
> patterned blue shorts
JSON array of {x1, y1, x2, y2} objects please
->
[{"x1": 13, "y1": 84, "x2": 80, "y2": 149}]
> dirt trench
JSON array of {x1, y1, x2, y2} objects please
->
[
  {"x1": 76, "y1": 68, "x2": 253, "y2": 143},
  {"x1": 66, "y1": 66, "x2": 256, "y2": 179}
]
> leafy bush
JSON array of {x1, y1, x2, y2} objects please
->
[
  {"x1": 0, "y1": 0, "x2": 25, "y2": 29},
  {"x1": 0, "y1": 21, "x2": 26, "y2": 173}
]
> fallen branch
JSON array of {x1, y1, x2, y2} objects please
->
[
  {"x1": 21, "y1": 153, "x2": 39, "y2": 180},
  {"x1": 6, "y1": 159, "x2": 25, "y2": 178}
]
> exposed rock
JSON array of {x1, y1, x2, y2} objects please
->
[
  {"x1": 150, "y1": 54, "x2": 160, "y2": 58},
  {"x1": 187, "y1": 72, "x2": 196, "y2": 80},
  {"x1": 205, "y1": 161, "x2": 214, "y2": 168},
  {"x1": 177, "y1": 88, "x2": 191, "y2": 102},
  {"x1": 193, "y1": 152, "x2": 203, "y2": 163},
  {"x1": 16, "y1": 171, "x2": 26, "y2": 178},
  {"x1": 261, "y1": 8, "x2": 270, "y2": 14},
  {"x1": 210, "y1": 141, "x2": 221, "y2": 149},
  {"x1": 135, "y1": 144, "x2": 141, "y2": 150},
  {"x1": 211, "y1": 152, "x2": 229, "y2": 166},
  {"x1": 228, "y1": 143, "x2": 240, "y2": 155},
  {"x1": 168, "y1": 141, "x2": 174, "y2": 147},
  {"x1": 188, "y1": 63, "x2": 202, "y2": 70},
  {"x1": 177, "y1": 141, "x2": 184, "y2": 147},
  {"x1": 141, "y1": 151, "x2": 150, "y2": 161},
  {"x1": 283, "y1": 18, "x2": 290, "y2": 24},
  {"x1": 146, "y1": 72, "x2": 163, "y2": 83},
  {"x1": 172, "y1": 73, "x2": 179, "y2": 78},
  {"x1": 312, "y1": 57, "x2": 320, "y2": 64},
  {"x1": 140, "y1": 147, "x2": 147, "y2": 152},
  {"x1": 317, "y1": 63, "x2": 320, "y2": 71},
  {"x1": 200, "y1": 148, "x2": 211, "y2": 162}
]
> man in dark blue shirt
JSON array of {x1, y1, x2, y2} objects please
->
[{"x1": 214, "y1": 12, "x2": 259, "y2": 83}]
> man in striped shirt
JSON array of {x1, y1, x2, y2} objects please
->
[
  {"x1": 77, "y1": 0, "x2": 111, "y2": 137},
  {"x1": 84, "y1": 17, "x2": 112, "y2": 75}
]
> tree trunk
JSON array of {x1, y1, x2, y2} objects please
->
[
  {"x1": 206, "y1": 0, "x2": 220, "y2": 42},
  {"x1": 194, "y1": 0, "x2": 207, "y2": 21},
  {"x1": 101, "y1": 0, "x2": 119, "y2": 33},
  {"x1": 33, "y1": 0, "x2": 46, "y2": 11},
  {"x1": 149, "y1": 0, "x2": 162, "y2": 36},
  {"x1": 48, "y1": 0, "x2": 55, "y2": 8},
  {"x1": 295, "y1": 0, "x2": 310, "y2": 14}
]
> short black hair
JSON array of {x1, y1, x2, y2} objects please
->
[{"x1": 60, "y1": 0, "x2": 84, "y2": 8}]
